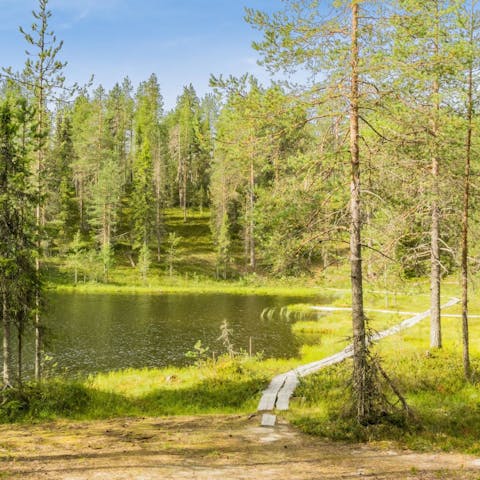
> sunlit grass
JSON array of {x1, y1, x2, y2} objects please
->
[
  {"x1": 287, "y1": 293, "x2": 480, "y2": 454},
  {"x1": 0, "y1": 356, "x2": 271, "y2": 422}
]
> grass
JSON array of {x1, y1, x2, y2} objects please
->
[
  {"x1": 286, "y1": 295, "x2": 480, "y2": 454},
  {"x1": 47, "y1": 271, "x2": 322, "y2": 298},
  {"x1": 0, "y1": 355, "x2": 270, "y2": 422}
]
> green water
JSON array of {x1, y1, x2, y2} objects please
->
[{"x1": 30, "y1": 292, "x2": 315, "y2": 377}]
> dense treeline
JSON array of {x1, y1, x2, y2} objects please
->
[
  {"x1": 41, "y1": 78, "x2": 214, "y2": 275},
  {"x1": 0, "y1": 73, "x2": 345, "y2": 280},
  {"x1": 1, "y1": 3, "x2": 478, "y2": 284},
  {"x1": 3, "y1": 56, "x2": 476, "y2": 284}
]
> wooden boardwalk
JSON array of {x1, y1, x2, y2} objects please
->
[{"x1": 258, "y1": 297, "x2": 460, "y2": 426}]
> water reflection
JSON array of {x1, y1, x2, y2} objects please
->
[{"x1": 31, "y1": 292, "x2": 312, "y2": 377}]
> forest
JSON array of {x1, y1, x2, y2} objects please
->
[
  {"x1": 1, "y1": 0, "x2": 480, "y2": 476},
  {"x1": 3, "y1": 1, "x2": 479, "y2": 284}
]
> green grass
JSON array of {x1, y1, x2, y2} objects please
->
[
  {"x1": 47, "y1": 272, "x2": 322, "y2": 298},
  {"x1": 0, "y1": 355, "x2": 271, "y2": 422},
  {"x1": 288, "y1": 355, "x2": 480, "y2": 454},
  {"x1": 287, "y1": 297, "x2": 480, "y2": 454}
]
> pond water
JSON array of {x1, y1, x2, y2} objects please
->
[{"x1": 29, "y1": 292, "x2": 315, "y2": 377}]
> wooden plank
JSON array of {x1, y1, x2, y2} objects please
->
[
  {"x1": 370, "y1": 297, "x2": 459, "y2": 343},
  {"x1": 296, "y1": 349, "x2": 352, "y2": 377},
  {"x1": 312, "y1": 306, "x2": 418, "y2": 315},
  {"x1": 257, "y1": 374, "x2": 286, "y2": 412},
  {"x1": 261, "y1": 414, "x2": 277, "y2": 427},
  {"x1": 275, "y1": 393, "x2": 291, "y2": 411},
  {"x1": 263, "y1": 374, "x2": 286, "y2": 394},
  {"x1": 275, "y1": 373, "x2": 299, "y2": 410},
  {"x1": 257, "y1": 393, "x2": 277, "y2": 412}
]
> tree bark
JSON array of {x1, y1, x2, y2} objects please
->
[
  {"x1": 3, "y1": 293, "x2": 11, "y2": 387},
  {"x1": 34, "y1": 14, "x2": 46, "y2": 382},
  {"x1": 177, "y1": 127, "x2": 188, "y2": 223},
  {"x1": 461, "y1": 2, "x2": 474, "y2": 379},
  {"x1": 155, "y1": 176, "x2": 163, "y2": 261},
  {"x1": 249, "y1": 158, "x2": 256, "y2": 270},
  {"x1": 2, "y1": 293, "x2": 11, "y2": 388},
  {"x1": 349, "y1": 0, "x2": 368, "y2": 424},
  {"x1": 430, "y1": 1, "x2": 441, "y2": 349},
  {"x1": 34, "y1": 287, "x2": 42, "y2": 381},
  {"x1": 17, "y1": 322, "x2": 23, "y2": 386}
]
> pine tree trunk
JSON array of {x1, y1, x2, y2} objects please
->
[
  {"x1": 34, "y1": 183, "x2": 42, "y2": 380},
  {"x1": 103, "y1": 205, "x2": 108, "y2": 281},
  {"x1": 430, "y1": 3, "x2": 442, "y2": 349},
  {"x1": 177, "y1": 127, "x2": 188, "y2": 223},
  {"x1": 461, "y1": 10, "x2": 474, "y2": 378},
  {"x1": 349, "y1": 0, "x2": 368, "y2": 424},
  {"x1": 3, "y1": 293, "x2": 11, "y2": 387},
  {"x1": 34, "y1": 284, "x2": 41, "y2": 381},
  {"x1": 461, "y1": 138, "x2": 471, "y2": 378},
  {"x1": 183, "y1": 167, "x2": 187, "y2": 222},
  {"x1": 17, "y1": 323, "x2": 23, "y2": 386},
  {"x1": 249, "y1": 158, "x2": 256, "y2": 270},
  {"x1": 155, "y1": 181, "x2": 162, "y2": 261},
  {"x1": 34, "y1": 63, "x2": 45, "y2": 382},
  {"x1": 430, "y1": 193, "x2": 441, "y2": 348},
  {"x1": 79, "y1": 180, "x2": 85, "y2": 233}
]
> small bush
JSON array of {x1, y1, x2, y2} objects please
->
[{"x1": 0, "y1": 381, "x2": 91, "y2": 422}]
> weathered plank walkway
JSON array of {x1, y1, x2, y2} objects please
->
[
  {"x1": 258, "y1": 297, "x2": 460, "y2": 426},
  {"x1": 312, "y1": 305, "x2": 480, "y2": 318}
]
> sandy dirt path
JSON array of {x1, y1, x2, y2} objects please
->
[{"x1": 0, "y1": 415, "x2": 478, "y2": 479}]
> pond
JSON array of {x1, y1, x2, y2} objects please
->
[{"x1": 26, "y1": 292, "x2": 317, "y2": 377}]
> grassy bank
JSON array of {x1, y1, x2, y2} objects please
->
[
  {"x1": 287, "y1": 289, "x2": 480, "y2": 454},
  {"x1": 0, "y1": 355, "x2": 271, "y2": 422},
  {"x1": 47, "y1": 270, "x2": 322, "y2": 298}
]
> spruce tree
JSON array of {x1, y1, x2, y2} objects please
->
[
  {"x1": 0, "y1": 99, "x2": 38, "y2": 387},
  {"x1": 132, "y1": 75, "x2": 163, "y2": 256},
  {"x1": 14, "y1": 0, "x2": 67, "y2": 380}
]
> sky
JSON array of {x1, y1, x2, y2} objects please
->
[{"x1": 0, "y1": 0, "x2": 280, "y2": 110}]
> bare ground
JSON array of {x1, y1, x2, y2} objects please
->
[{"x1": 0, "y1": 415, "x2": 478, "y2": 479}]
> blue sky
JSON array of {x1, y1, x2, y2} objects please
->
[{"x1": 0, "y1": 0, "x2": 279, "y2": 109}]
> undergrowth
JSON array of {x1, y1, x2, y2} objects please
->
[
  {"x1": 288, "y1": 349, "x2": 480, "y2": 454},
  {"x1": 0, "y1": 354, "x2": 269, "y2": 423}
]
